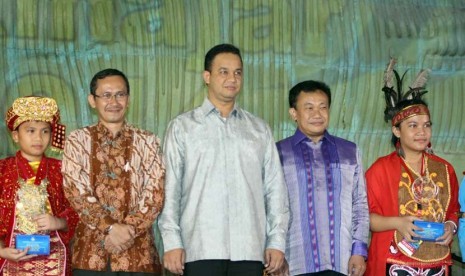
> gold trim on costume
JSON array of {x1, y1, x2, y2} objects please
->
[
  {"x1": 15, "y1": 177, "x2": 51, "y2": 234},
  {"x1": 394, "y1": 157, "x2": 451, "y2": 263}
]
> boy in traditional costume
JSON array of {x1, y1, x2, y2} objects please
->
[
  {"x1": 366, "y1": 59, "x2": 460, "y2": 275},
  {"x1": 0, "y1": 96, "x2": 78, "y2": 275}
]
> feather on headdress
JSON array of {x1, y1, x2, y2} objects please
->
[{"x1": 382, "y1": 58, "x2": 431, "y2": 123}]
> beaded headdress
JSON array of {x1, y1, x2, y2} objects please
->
[
  {"x1": 382, "y1": 58, "x2": 431, "y2": 126},
  {"x1": 5, "y1": 96, "x2": 66, "y2": 151}
]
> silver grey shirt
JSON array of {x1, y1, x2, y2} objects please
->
[{"x1": 158, "y1": 98, "x2": 289, "y2": 263}]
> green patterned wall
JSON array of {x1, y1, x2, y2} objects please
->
[
  {"x1": 1, "y1": 0, "x2": 465, "y2": 273},
  {"x1": 1, "y1": 0, "x2": 464, "y2": 176}
]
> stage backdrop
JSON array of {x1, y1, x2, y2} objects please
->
[{"x1": 1, "y1": 0, "x2": 464, "y2": 273}]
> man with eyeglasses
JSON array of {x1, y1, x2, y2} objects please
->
[{"x1": 61, "y1": 68, "x2": 165, "y2": 275}]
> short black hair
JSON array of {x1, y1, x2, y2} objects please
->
[
  {"x1": 90, "y1": 68, "x2": 130, "y2": 95},
  {"x1": 289, "y1": 80, "x2": 331, "y2": 109},
  {"x1": 204, "y1": 44, "x2": 242, "y2": 72}
]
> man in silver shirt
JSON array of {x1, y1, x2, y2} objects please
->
[{"x1": 159, "y1": 44, "x2": 289, "y2": 276}]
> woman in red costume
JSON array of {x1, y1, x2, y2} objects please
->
[
  {"x1": 0, "y1": 96, "x2": 79, "y2": 275},
  {"x1": 366, "y1": 60, "x2": 460, "y2": 276}
]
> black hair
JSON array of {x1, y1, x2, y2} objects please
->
[
  {"x1": 90, "y1": 68, "x2": 130, "y2": 95},
  {"x1": 289, "y1": 80, "x2": 332, "y2": 109},
  {"x1": 204, "y1": 44, "x2": 242, "y2": 72}
]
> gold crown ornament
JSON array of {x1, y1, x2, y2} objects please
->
[{"x1": 5, "y1": 96, "x2": 66, "y2": 151}]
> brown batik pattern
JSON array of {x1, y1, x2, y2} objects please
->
[{"x1": 62, "y1": 122, "x2": 164, "y2": 273}]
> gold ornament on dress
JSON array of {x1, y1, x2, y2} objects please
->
[
  {"x1": 15, "y1": 177, "x2": 52, "y2": 234},
  {"x1": 399, "y1": 156, "x2": 444, "y2": 222}
]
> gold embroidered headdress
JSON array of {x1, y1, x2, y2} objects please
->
[{"x1": 5, "y1": 96, "x2": 66, "y2": 151}]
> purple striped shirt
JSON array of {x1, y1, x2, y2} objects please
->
[{"x1": 277, "y1": 129, "x2": 369, "y2": 275}]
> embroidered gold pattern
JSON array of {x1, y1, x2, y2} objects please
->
[
  {"x1": 15, "y1": 177, "x2": 51, "y2": 234},
  {"x1": 399, "y1": 156, "x2": 445, "y2": 221},
  {"x1": 394, "y1": 158, "x2": 451, "y2": 263}
]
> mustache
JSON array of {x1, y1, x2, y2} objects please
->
[{"x1": 104, "y1": 103, "x2": 123, "y2": 111}]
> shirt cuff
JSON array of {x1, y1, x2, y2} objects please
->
[
  {"x1": 161, "y1": 232, "x2": 184, "y2": 252},
  {"x1": 351, "y1": 240, "x2": 368, "y2": 259},
  {"x1": 266, "y1": 234, "x2": 286, "y2": 253}
]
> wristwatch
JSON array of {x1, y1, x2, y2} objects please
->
[{"x1": 104, "y1": 224, "x2": 113, "y2": 235}]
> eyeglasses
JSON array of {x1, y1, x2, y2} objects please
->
[{"x1": 93, "y1": 92, "x2": 129, "y2": 101}]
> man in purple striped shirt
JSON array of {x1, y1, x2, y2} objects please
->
[{"x1": 276, "y1": 80, "x2": 369, "y2": 276}]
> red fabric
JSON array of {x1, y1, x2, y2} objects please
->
[
  {"x1": 3, "y1": 232, "x2": 67, "y2": 275},
  {"x1": 365, "y1": 152, "x2": 459, "y2": 276},
  {"x1": 0, "y1": 151, "x2": 79, "y2": 275}
]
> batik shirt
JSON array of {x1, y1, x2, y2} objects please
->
[
  {"x1": 62, "y1": 122, "x2": 164, "y2": 273},
  {"x1": 159, "y1": 98, "x2": 289, "y2": 263},
  {"x1": 276, "y1": 129, "x2": 369, "y2": 275}
]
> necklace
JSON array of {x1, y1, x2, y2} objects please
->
[
  {"x1": 15, "y1": 157, "x2": 51, "y2": 234},
  {"x1": 401, "y1": 155, "x2": 443, "y2": 221}
]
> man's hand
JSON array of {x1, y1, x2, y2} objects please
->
[
  {"x1": 264, "y1": 248, "x2": 285, "y2": 274},
  {"x1": 104, "y1": 235, "x2": 134, "y2": 254},
  {"x1": 163, "y1": 248, "x2": 185, "y2": 275},
  {"x1": 34, "y1": 214, "x2": 67, "y2": 231},
  {"x1": 268, "y1": 257, "x2": 289, "y2": 276},
  {"x1": 107, "y1": 223, "x2": 135, "y2": 248},
  {"x1": 0, "y1": 246, "x2": 37, "y2": 262},
  {"x1": 348, "y1": 255, "x2": 366, "y2": 276}
]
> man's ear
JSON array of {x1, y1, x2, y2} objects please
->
[
  {"x1": 88, "y1": 94, "x2": 96, "y2": 108},
  {"x1": 203, "y1": 70, "x2": 211, "y2": 85},
  {"x1": 289, "y1": 108, "x2": 297, "y2": 122}
]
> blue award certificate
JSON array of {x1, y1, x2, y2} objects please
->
[
  {"x1": 15, "y1": 234, "x2": 50, "y2": 255},
  {"x1": 413, "y1": 221, "x2": 445, "y2": 242}
]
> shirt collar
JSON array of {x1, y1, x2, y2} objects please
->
[
  {"x1": 96, "y1": 121, "x2": 128, "y2": 139},
  {"x1": 200, "y1": 97, "x2": 240, "y2": 118},
  {"x1": 291, "y1": 128, "x2": 334, "y2": 146}
]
